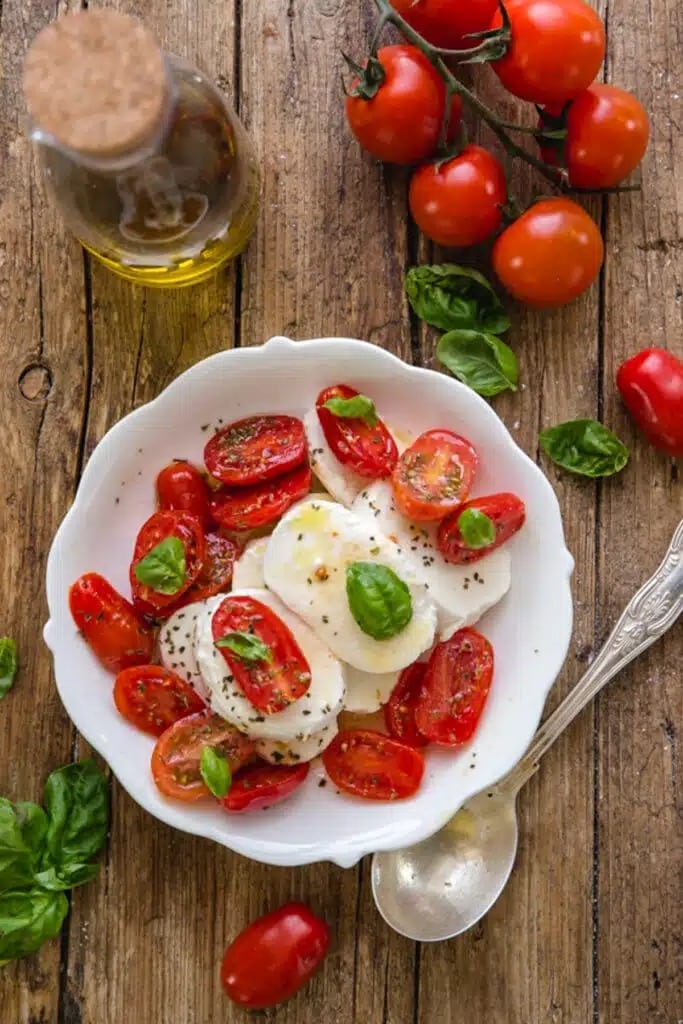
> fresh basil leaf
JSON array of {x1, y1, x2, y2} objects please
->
[
  {"x1": 458, "y1": 508, "x2": 496, "y2": 549},
  {"x1": 34, "y1": 862, "x2": 100, "y2": 892},
  {"x1": 406, "y1": 264, "x2": 510, "y2": 335},
  {"x1": 0, "y1": 888, "x2": 68, "y2": 965},
  {"x1": 345, "y1": 562, "x2": 413, "y2": 641},
  {"x1": 0, "y1": 799, "x2": 47, "y2": 890},
  {"x1": 540, "y1": 419, "x2": 629, "y2": 478},
  {"x1": 199, "y1": 747, "x2": 232, "y2": 799},
  {"x1": 0, "y1": 638, "x2": 17, "y2": 701},
  {"x1": 134, "y1": 536, "x2": 186, "y2": 595},
  {"x1": 323, "y1": 394, "x2": 378, "y2": 427},
  {"x1": 214, "y1": 632, "x2": 271, "y2": 664},
  {"x1": 437, "y1": 330, "x2": 519, "y2": 397},
  {"x1": 43, "y1": 760, "x2": 109, "y2": 871}
]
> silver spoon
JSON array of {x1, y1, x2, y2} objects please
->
[{"x1": 372, "y1": 520, "x2": 683, "y2": 942}]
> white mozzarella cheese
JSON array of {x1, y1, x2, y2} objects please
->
[
  {"x1": 255, "y1": 723, "x2": 338, "y2": 765},
  {"x1": 343, "y1": 664, "x2": 399, "y2": 714},
  {"x1": 232, "y1": 536, "x2": 268, "y2": 590}
]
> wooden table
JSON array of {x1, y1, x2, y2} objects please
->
[{"x1": 1, "y1": 1, "x2": 681, "y2": 1022}]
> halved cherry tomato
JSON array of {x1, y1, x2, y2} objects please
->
[
  {"x1": 164, "y1": 532, "x2": 241, "y2": 612},
  {"x1": 69, "y1": 572, "x2": 155, "y2": 673},
  {"x1": 492, "y1": 198, "x2": 604, "y2": 309},
  {"x1": 438, "y1": 493, "x2": 526, "y2": 565},
  {"x1": 392, "y1": 0, "x2": 499, "y2": 50},
  {"x1": 151, "y1": 710, "x2": 254, "y2": 802},
  {"x1": 130, "y1": 510, "x2": 206, "y2": 613},
  {"x1": 384, "y1": 662, "x2": 429, "y2": 748},
  {"x1": 616, "y1": 348, "x2": 683, "y2": 458},
  {"x1": 322, "y1": 730, "x2": 424, "y2": 800},
  {"x1": 212, "y1": 596, "x2": 311, "y2": 714},
  {"x1": 414, "y1": 628, "x2": 493, "y2": 746},
  {"x1": 210, "y1": 462, "x2": 312, "y2": 532},
  {"x1": 491, "y1": 0, "x2": 606, "y2": 106},
  {"x1": 315, "y1": 385, "x2": 398, "y2": 479},
  {"x1": 221, "y1": 902, "x2": 330, "y2": 1009},
  {"x1": 223, "y1": 762, "x2": 309, "y2": 813},
  {"x1": 409, "y1": 145, "x2": 507, "y2": 248},
  {"x1": 113, "y1": 664, "x2": 204, "y2": 736},
  {"x1": 156, "y1": 460, "x2": 212, "y2": 527},
  {"x1": 345, "y1": 45, "x2": 463, "y2": 165},
  {"x1": 204, "y1": 415, "x2": 306, "y2": 487},
  {"x1": 392, "y1": 429, "x2": 478, "y2": 522}
]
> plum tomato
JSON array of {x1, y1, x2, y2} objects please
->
[
  {"x1": 616, "y1": 348, "x2": 683, "y2": 458},
  {"x1": 113, "y1": 664, "x2": 205, "y2": 736},
  {"x1": 222, "y1": 762, "x2": 309, "y2": 813},
  {"x1": 392, "y1": 429, "x2": 478, "y2": 522},
  {"x1": 414, "y1": 628, "x2": 494, "y2": 746},
  {"x1": 438, "y1": 493, "x2": 526, "y2": 565},
  {"x1": 316, "y1": 385, "x2": 398, "y2": 479},
  {"x1": 151, "y1": 710, "x2": 254, "y2": 802},
  {"x1": 130, "y1": 510, "x2": 206, "y2": 613},
  {"x1": 392, "y1": 0, "x2": 499, "y2": 51},
  {"x1": 204, "y1": 415, "x2": 307, "y2": 487},
  {"x1": 209, "y1": 462, "x2": 312, "y2": 532},
  {"x1": 69, "y1": 572, "x2": 155, "y2": 673},
  {"x1": 322, "y1": 730, "x2": 425, "y2": 800},
  {"x1": 384, "y1": 662, "x2": 429, "y2": 748},
  {"x1": 156, "y1": 460, "x2": 212, "y2": 527}
]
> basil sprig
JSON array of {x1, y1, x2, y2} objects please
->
[
  {"x1": 540, "y1": 419, "x2": 629, "y2": 478},
  {"x1": 215, "y1": 631, "x2": 271, "y2": 663},
  {"x1": 323, "y1": 394, "x2": 378, "y2": 427},
  {"x1": 134, "y1": 536, "x2": 186, "y2": 595},
  {"x1": 346, "y1": 562, "x2": 413, "y2": 640},
  {"x1": 437, "y1": 330, "x2": 519, "y2": 397},
  {"x1": 199, "y1": 747, "x2": 232, "y2": 799},
  {"x1": 458, "y1": 508, "x2": 496, "y2": 549},
  {"x1": 0, "y1": 760, "x2": 108, "y2": 965},
  {"x1": 0, "y1": 638, "x2": 17, "y2": 701}
]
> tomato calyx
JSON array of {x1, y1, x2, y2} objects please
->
[{"x1": 342, "y1": 52, "x2": 386, "y2": 101}]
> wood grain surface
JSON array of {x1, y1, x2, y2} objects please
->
[{"x1": 0, "y1": 1, "x2": 681, "y2": 1022}]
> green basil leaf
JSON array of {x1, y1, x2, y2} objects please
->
[
  {"x1": 0, "y1": 888, "x2": 68, "y2": 965},
  {"x1": 540, "y1": 419, "x2": 629, "y2": 478},
  {"x1": 43, "y1": 760, "x2": 109, "y2": 871},
  {"x1": 214, "y1": 632, "x2": 271, "y2": 664},
  {"x1": 437, "y1": 330, "x2": 519, "y2": 397},
  {"x1": 406, "y1": 264, "x2": 510, "y2": 335},
  {"x1": 458, "y1": 508, "x2": 496, "y2": 549},
  {"x1": 34, "y1": 862, "x2": 100, "y2": 892},
  {"x1": 199, "y1": 747, "x2": 232, "y2": 799},
  {"x1": 323, "y1": 394, "x2": 378, "y2": 427},
  {"x1": 134, "y1": 536, "x2": 186, "y2": 595},
  {"x1": 0, "y1": 800, "x2": 47, "y2": 890},
  {"x1": 0, "y1": 638, "x2": 17, "y2": 701},
  {"x1": 345, "y1": 562, "x2": 413, "y2": 641}
]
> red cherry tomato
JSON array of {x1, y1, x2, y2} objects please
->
[
  {"x1": 203, "y1": 415, "x2": 306, "y2": 487},
  {"x1": 392, "y1": 0, "x2": 499, "y2": 50},
  {"x1": 69, "y1": 573, "x2": 155, "y2": 673},
  {"x1": 492, "y1": 198, "x2": 604, "y2": 309},
  {"x1": 392, "y1": 429, "x2": 478, "y2": 522},
  {"x1": 113, "y1": 664, "x2": 205, "y2": 736},
  {"x1": 491, "y1": 0, "x2": 606, "y2": 106},
  {"x1": 345, "y1": 45, "x2": 463, "y2": 165},
  {"x1": 151, "y1": 710, "x2": 254, "y2": 802},
  {"x1": 438, "y1": 493, "x2": 526, "y2": 565},
  {"x1": 384, "y1": 662, "x2": 429, "y2": 748},
  {"x1": 322, "y1": 730, "x2": 425, "y2": 800},
  {"x1": 156, "y1": 461, "x2": 211, "y2": 527},
  {"x1": 212, "y1": 595, "x2": 312, "y2": 714},
  {"x1": 616, "y1": 348, "x2": 683, "y2": 458},
  {"x1": 223, "y1": 762, "x2": 309, "y2": 813},
  {"x1": 209, "y1": 462, "x2": 312, "y2": 532},
  {"x1": 415, "y1": 628, "x2": 494, "y2": 746},
  {"x1": 221, "y1": 902, "x2": 330, "y2": 1009},
  {"x1": 316, "y1": 385, "x2": 398, "y2": 479},
  {"x1": 409, "y1": 145, "x2": 506, "y2": 247},
  {"x1": 130, "y1": 510, "x2": 205, "y2": 613},
  {"x1": 165, "y1": 532, "x2": 240, "y2": 612}
]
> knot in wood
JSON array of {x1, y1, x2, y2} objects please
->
[{"x1": 18, "y1": 361, "x2": 53, "y2": 401}]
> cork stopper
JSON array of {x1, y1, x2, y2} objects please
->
[{"x1": 23, "y1": 10, "x2": 168, "y2": 159}]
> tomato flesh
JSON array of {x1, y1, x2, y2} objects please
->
[
  {"x1": 392, "y1": 0, "x2": 499, "y2": 50},
  {"x1": 156, "y1": 460, "x2": 212, "y2": 528},
  {"x1": 438, "y1": 493, "x2": 526, "y2": 565},
  {"x1": 204, "y1": 415, "x2": 306, "y2": 487},
  {"x1": 414, "y1": 628, "x2": 494, "y2": 746},
  {"x1": 69, "y1": 572, "x2": 155, "y2": 673},
  {"x1": 221, "y1": 902, "x2": 330, "y2": 1009},
  {"x1": 616, "y1": 348, "x2": 683, "y2": 458},
  {"x1": 322, "y1": 730, "x2": 424, "y2": 800},
  {"x1": 212, "y1": 596, "x2": 312, "y2": 714},
  {"x1": 223, "y1": 761, "x2": 309, "y2": 813},
  {"x1": 316, "y1": 385, "x2": 398, "y2": 479},
  {"x1": 113, "y1": 664, "x2": 205, "y2": 736},
  {"x1": 210, "y1": 462, "x2": 311, "y2": 532},
  {"x1": 384, "y1": 662, "x2": 429, "y2": 748},
  {"x1": 392, "y1": 429, "x2": 478, "y2": 522},
  {"x1": 151, "y1": 710, "x2": 254, "y2": 801},
  {"x1": 164, "y1": 532, "x2": 240, "y2": 612},
  {"x1": 130, "y1": 510, "x2": 206, "y2": 612}
]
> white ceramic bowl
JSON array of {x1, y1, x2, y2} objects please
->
[{"x1": 45, "y1": 336, "x2": 574, "y2": 868}]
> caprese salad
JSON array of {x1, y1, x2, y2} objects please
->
[{"x1": 69, "y1": 384, "x2": 525, "y2": 812}]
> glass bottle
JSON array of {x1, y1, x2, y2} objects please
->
[{"x1": 22, "y1": 10, "x2": 259, "y2": 288}]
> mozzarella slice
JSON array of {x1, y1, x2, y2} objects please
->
[
  {"x1": 304, "y1": 409, "x2": 366, "y2": 507},
  {"x1": 232, "y1": 536, "x2": 268, "y2": 590},
  {"x1": 159, "y1": 601, "x2": 210, "y2": 701},
  {"x1": 263, "y1": 497, "x2": 437, "y2": 673},
  {"x1": 194, "y1": 587, "x2": 345, "y2": 741},
  {"x1": 255, "y1": 723, "x2": 338, "y2": 765},
  {"x1": 344, "y1": 665, "x2": 399, "y2": 713},
  {"x1": 352, "y1": 481, "x2": 512, "y2": 640}
]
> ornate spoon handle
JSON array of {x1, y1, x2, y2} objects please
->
[{"x1": 506, "y1": 520, "x2": 683, "y2": 793}]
